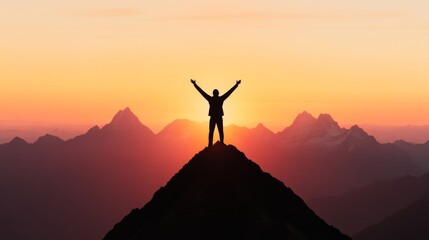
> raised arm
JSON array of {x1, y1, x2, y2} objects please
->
[
  {"x1": 221, "y1": 80, "x2": 241, "y2": 100},
  {"x1": 191, "y1": 79, "x2": 210, "y2": 101}
]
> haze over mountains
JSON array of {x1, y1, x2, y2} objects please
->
[
  {"x1": 1, "y1": 107, "x2": 428, "y2": 239},
  {"x1": 3, "y1": 114, "x2": 429, "y2": 145},
  {"x1": 308, "y1": 172, "x2": 429, "y2": 235},
  {"x1": 353, "y1": 191, "x2": 429, "y2": 240},
  {"x1": 0, "y1": 126, "x2": 89, "y2": 144},
  {"x1": 395, "y1": 140, "x2": 429, "y2": 169},
  {"x1": 362, "y1": 124, "x2": 429, "y2": 144}
]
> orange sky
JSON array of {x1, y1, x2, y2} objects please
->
[{"x1": 1, "y1": 1, "x2": 429, "y2": 132}]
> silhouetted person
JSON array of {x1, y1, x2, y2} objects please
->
[{"x1": 191, "y1": 79, "x2": 241, "y2": 147}]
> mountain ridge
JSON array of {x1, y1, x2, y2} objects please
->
[
  {"x1": 104, "y1": 142, "x2": 350, "y2": 240},
  {"x1": 0, "y1": 108, "x2": 376, "y2": 144},
  {"x1": 4, "y1": 107, "x2": 424, "y2": 199},
  {"x1": 307, "y1": 172, "x2": 429, "y2": 235},
  {"x1": 353, "y1": 191, "x2": 429, "y2": 240},
  {"x1": 0, "y1": 107, "x2": 425, "y2": 240}
]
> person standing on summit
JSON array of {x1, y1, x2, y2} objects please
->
[{"x1": 191, "y1": 79, "x2": 241, "y2": 147}]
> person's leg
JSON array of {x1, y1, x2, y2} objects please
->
[
  {"x1": 218, "y1": 117, "x2": 224, "y2": 144},
  {"x1": 209, "y1": 117, "x2": 215, "y2": 146}
]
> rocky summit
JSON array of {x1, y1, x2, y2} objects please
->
[{"x1": 104, "y1": 142, "x2": 350, "y2": 240}]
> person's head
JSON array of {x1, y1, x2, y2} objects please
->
[{"x1": 213, "y1": 89, "x2": 219, "y2": 97}]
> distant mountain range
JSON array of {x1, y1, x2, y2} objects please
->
[
  {"x1": 4, "y1": 119, "x2": 429, "y2": 145},
  {"x1": 394, "y1": 140, "x2": 429, "y2": 169},
  {"x1": 0, "y1": 108, "x2": 164, "y2": 240},
  {"x1": 307, "y1": 172, "x2": 429, "y2": 235},
  {"x1": 361, "y1": 124, "x2": 429, "y2": 143},
  {"x1": 0, "y1": 126, "x2": 89, "y2": 144},
  {"x1": 261, "y1": 111, "x2": 423, "y2": 198},
  {"x1": 1, "y1": 107, "x2": 428, "y2": 239}
]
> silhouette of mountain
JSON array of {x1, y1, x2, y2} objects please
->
[
  {"x1": 222, "y1": 124, "x2": 278, "y2": 170},
  {"x1": 0, "y1": 126, "x2": 89, "y2": 144},
  {"x1": 269, "y1": 112, "x2": 422, "y2": 198},
  {"x1": 104, "y1": 143, "x2": 350, "y2": 240},
  {"x1": 68, "y1": 107, "x2": 156, "y2": 150},
  {"x1": 307, "y1": 172, "x2": 429, "y2": 235},
  {"x1": 159, "y1": 119, "x2": 205, "y2": 138},
  {"x1": 290, "y1": 111, "x2": 317, "y2": 128},
  {"x1": 338, "y1": 125, "x2": 378, "y2": 150},
  {"x1": 87, "y1": 125, "x2": 101, "y2": 134},
  {"x1": 353, "y1": 192, "x2": 429, "y2": 240},
  {"x1": 395, "y1": 140, "x2": 429, "y2": 170},
  {"x1": 157, "y1": 113, "x2": 408, "y2": 194},
  {"x1": 34, "y1": 134, "x2": 64, "y2": 145},
  {"x1": 158, "y1": 119, "x2": 207, "y2": 149},
  {"x1": 9, "y1": 136, "x2": 28, "y2": 146},
  {"x1": 255, "y1": 122, "x2": 274, "y2": 135},
  {"x1": 226, "y1": 123, "x2": 275, "y2": 143},
  {"x1": 157, "y1": 120, "x2": 278, "y2": 172},
  {"x1": 360, "y1": 124, "x2": 429, "y2": 143},
  {"x1": 0, "y1": 129, "x2": 42, "y2": 143},
  {"x1": 278, "y1": 112, "x2": 377, "y2": 148},
  {"x1": 0, "y1": 108, "x2": 164, "y2": 240},
  {"x1": 100, "y1": 107, "x2": 155, "y2": 137},
  {"x1": 0, "y1": 108, "x2": 424, "y2": 240}
]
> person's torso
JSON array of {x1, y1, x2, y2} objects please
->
[{"x1": 208, "y1": 97, "x2": 224, "y2": 116}]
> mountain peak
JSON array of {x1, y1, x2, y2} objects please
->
[
  {"x1": 34, "y1": 134, "x2": 64, "y2": 145},
  {"x1": 288, "y1": 111, "x2": 317, "y2": 131},
  {"x1": 104, "y1": 143, "x2": 350, "y2": 240},
  {"x1": 164, "y1": 119, "x2": 195, "y2": 128},
  {"x1": 317, "y1": 113, "x2": 334, "y2": 122},
  {"x1": 9, "y1": 137, "x2": 28, "y2": 145},
  {"x1": 158, "y1": 119, "x2": 205, "y2": 139},
  {"x1": 317, "y1": 113, "x2": 340, "y2": 128},
  {"x1": 337, "y1": 125, "x2": 379, "y2": 151},
  {"x1": 349, "y1": 124, "x2": 366, "y2": 135},
  {"x1": 254, "y1": 123, "x2": 273, "y2": 132},
  {"x1": 86, "y1": 125, "x2": 101, "y2": 134},
  {"x1": 102, "y1": 108, "x2": 154, "y2": 136},
  {"x1": 110, "y1": 107, "x2": 140, "y2": 126}
]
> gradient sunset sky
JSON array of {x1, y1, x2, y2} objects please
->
[{"x1": 1, "y1": 0, "x2": 429, "y2": 132}]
